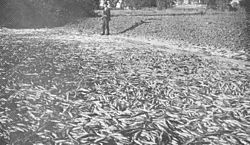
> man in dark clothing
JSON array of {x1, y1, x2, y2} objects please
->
[{"x1": 101, "y1": 2, "x2": 111, "y2": 35}]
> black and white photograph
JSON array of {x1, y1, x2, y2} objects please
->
[{"x1": 0, "y1": 0, "x2": 250, "y2": 144}]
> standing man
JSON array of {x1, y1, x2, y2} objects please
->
[{"x1": 101, "y1": 1, "x2": 111, "y2": 35}]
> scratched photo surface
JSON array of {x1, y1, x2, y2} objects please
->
[{"x1": 1, "y1": 0, "x2": 250, "y2": 145}]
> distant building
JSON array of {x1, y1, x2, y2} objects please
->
[
  {"x1": 99, "y1": 0, "x2": 105, "y2": 8},
  {"x1": 230, "y1": 0, "x2": 240, "y2": 5},
  {"x1": 183, "y1": 0, "x2": 191, "y2": 4},
  {"x1": 99, "y1": 0, "x2": 206, "y2": 9},
  {"x1": 99, "y1": 0, "x2": 122, "y2": 9},
  {"x1": 116, "y1": 0, "x2": 123, "y2": 9},
  {"x1": 176, "y1": 0, "x2": 205, "y2": 5},
  {"x1": 100, "y1": 0, "x2": 155, "y2": 9}
]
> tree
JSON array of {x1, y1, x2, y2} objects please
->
[
  {"x1": 156, "y1": 0, "x2": 174, "y2": 10},
  {"x1": 216, "y1": 0, "x2": 230, "y2": 11},
  {"x1": 206, "y1": 0, "x2": 236, "y2": 11},
  {"x1": 206, "y1": 0, "x2": 216, "y2": 9},
  {"x1": 123, "y1": 0, "x2": 156, "y2": 9},
  {"x1": 0, "y1": 0, "x2": 96, "y2": 28}
]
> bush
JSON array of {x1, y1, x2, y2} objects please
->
[
  {"x1": 124, "y1": 0, "x2": 173, "y2": 10},
  {"x1": 123, "y1": 0, "x2": 156, "y2": 9},
  {"x1": 156, "y1": 0, "x2": 174, "y2": 10},
  {"x1": 0, "y1": 0, "x2": 96, "y2": 28},
  {"x1": 206, "y1": 0, "x2": 242, "y2": 11}
]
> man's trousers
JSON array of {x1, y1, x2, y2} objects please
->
[{"x1": 102, "y1": 18, "x2": 110, "y2": 35}]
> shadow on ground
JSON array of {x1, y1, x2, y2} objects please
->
[
  {"x1": 117, "y1": 20, "x2": 150, "y2": 34},
  {"x1": 111, "y1": 11, "x2": 206, "y2": 17}
]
